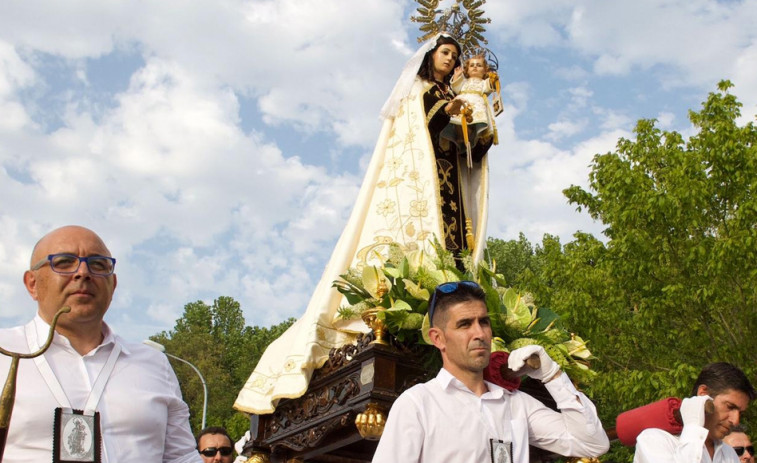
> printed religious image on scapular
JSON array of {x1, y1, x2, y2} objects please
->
[
  {"x1": 53, "y1": 408, "x2": 102, "y2": 463},
  {"x1": 490, "y1": 439, "x2": 512, "y2": 463}
]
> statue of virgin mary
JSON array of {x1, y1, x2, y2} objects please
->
[{"x1": 235, "y1": 3, "x2": 496, "y2": 414}]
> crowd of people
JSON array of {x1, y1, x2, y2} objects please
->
[{"x1": 0, "y1": 225, "x2": 753, "y2": 463}]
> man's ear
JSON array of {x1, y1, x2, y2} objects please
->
[
  {"x1": 23, "y1": 270, "x2": 39, "y2": 301},
  {"x1": 428, "y1": 327, "x2": 445, "y2": 351},
  {"x1": 697, "y1": 384, "x2": 711, "y2": 397}
]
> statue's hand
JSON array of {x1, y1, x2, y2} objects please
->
[
  {"x1": 452, "y1": 66, "x2": 464, "y2": 82},
  {"x1": 445, "y1": 98, "x2": 465, "y2": 116}
]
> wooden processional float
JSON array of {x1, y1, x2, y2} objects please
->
[{"x1": 235, "y1": 1, "x2": 603, "y2": 462}]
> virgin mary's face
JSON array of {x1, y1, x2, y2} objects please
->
[{"x1": 432, "y1": 44, "x2": 459, "y2": 80}]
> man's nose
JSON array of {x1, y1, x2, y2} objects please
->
[
  {"x1": 472, "y1": 321, "x2": 487, "y2": 338},
  {"x1": 731, "y1": 409, "x2": 741, "y2": 426},
  {"x1": 74, "y1": 259, "x2": 92, "y2": 278}
]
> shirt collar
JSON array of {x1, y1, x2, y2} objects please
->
[
  {"x1": 32, "y1": 314, "x2": 129, "y2": 355},
  {"x1": 436, "y1": 368, "x2": 509, "y2": 399}
]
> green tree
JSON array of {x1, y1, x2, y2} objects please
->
[
  {"x1": 151, "y1": 297, "x2": 295, "y2": 439},
  {"x1": 519, "y1": 81, "x2": 757, "y2": 461},
  {"x1": 486, "y1": 233, "x2": 537, "y2": 288}
]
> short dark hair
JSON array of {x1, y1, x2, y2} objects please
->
[
  {"x1": 730, "y1": 424, "x2": 748, "y2": 434},
  {"x1": 430, "y1": 281, "x2": 486, "y2": 328},
  {"x1": 691, "y1": 362, "x2": 756, "y2": 400},
  {"x1": 196, "y1": 426, "x2": 233, "y2": 449}
]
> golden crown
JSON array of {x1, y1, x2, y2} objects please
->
[{"x1": 411, "y1": 0, "x2": 499, "y2": 71}]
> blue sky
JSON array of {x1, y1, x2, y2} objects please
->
[{"x1": 1, "y1": 0, "x2": 756, "y2": 342}]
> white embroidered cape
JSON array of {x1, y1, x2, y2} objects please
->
[{"x1": 234, "y1": 78, "x2": 489, "y2": 414}]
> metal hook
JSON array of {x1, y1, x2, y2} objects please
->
[{"x1": 0, "y1": 306, "x2": 71, "y2": 461}]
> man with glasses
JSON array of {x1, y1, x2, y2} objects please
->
[
  {"x1": 0, "y1": 225, "x2": 201, "y2": 462},
  {"x1": 196, "y1": 427, "x2": 235, "y2": 463},
  {"x1": 724, "y1": 426, "x2": 755, "y2": 463},
  {"x1": 372, "y1": 281, "x2": 610, "y2": 463},
  {"x1": 634, "y1": 362, "x2": 755, "y2": 463}
]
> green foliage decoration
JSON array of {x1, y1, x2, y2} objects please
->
[{"x1": 333, "y1": 241, "x2": 597, "y2": 384}]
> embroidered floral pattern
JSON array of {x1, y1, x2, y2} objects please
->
[
  {"x1": 409, "y1": 200, "x2": 429, "y2": 217},
  {"x1": 377, "y1": 199, "x2": 396, "y2": 217}
]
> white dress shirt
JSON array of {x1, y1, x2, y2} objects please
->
[
  {"x1": 0, "y1": 316, "x2": 202, "y2": 463},
  {"x1": 372, "y1": 368, "x2": 609, "y2": 463},
  {"x1": 634, "y1": 427, "x2": 740, "y2": 463}
]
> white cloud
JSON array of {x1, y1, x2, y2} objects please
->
[
  {"x1": 656, "y1": 111, "x2": 676, "y2": 129},
  {"x1": 567, "y1": 1, "x2": 757, "y2": 85},
  {"x1": 593, "y1": 107, "x2": 632, "y2": 132},
  {"x1": 0, "y1": 41, "x2": 37, "y2": 131},
  {"x1": 732, "y1": 39, "x2": 757, "y2": 125},
  {"x1": 568, "y1": 86, "x2": 593, "y2": 108},
  {"x1": 1, "y1": 0, "x2": 756, "y2": 342},
  {"x1": 486, "y1": 1, "x2": 757, "y2": 112},
  {"x1": 487, "y1": 1, "x2": 574, "y2": 47},
  {"x1": 0, "y1": 41, "x2": 36, "y2": 95},
  {"x1": 488, "y1": 126, "x2": 625, "y2": 243},
  {"x1": 546, "y1": 119, "x2": 587, "y2": 140},
  {"x1": 554, "y1": 65, "x2": 590, "y2": 81}
]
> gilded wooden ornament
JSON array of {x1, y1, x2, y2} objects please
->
[
  {"x1": 355, "y1": 403, "x2": 387, "y2": 440},
  {"x1": 246, "y1": 454, "x2": 271, "y2": 463}
]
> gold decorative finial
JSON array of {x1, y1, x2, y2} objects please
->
[
  {"x1": 362, "y1": 308, "x2": 390, "y2": 346},
  {"x1": 246, "y1": 454, "x2": 271, "y2": 463},
  {"x1": 465, "y1": 218, "x2": 476, "y2": 251},
  {"x1": 355, "y1": 403, "x2": 387, "y2": 440}
]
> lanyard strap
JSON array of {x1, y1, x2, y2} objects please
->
[{"x1": 24, "y1": 321, "x2": 122, "y2": 414}]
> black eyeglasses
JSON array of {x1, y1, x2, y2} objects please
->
[
  {"x1": 428, "y1": 281, "x2": 482, "y2": 324},
  {"x1": 734, "y1": 446, "x2": 754, "y2": 457},
  {"x1": 31, "y1": 253, "x2": 116, "y2": 276},
  {"x1": 199, "y1": 446, "x2": 233, "y2": 457}
]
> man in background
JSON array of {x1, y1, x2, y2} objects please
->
[
  {"x1": 634, "y1": 362, "x2": 755, "y2": 463},
  {"x1": 724, "y1": 425, "x2": 754, "y2": 463},
  {"x1": 196, "y1": 427, "x2": 235, "y2": 463}
]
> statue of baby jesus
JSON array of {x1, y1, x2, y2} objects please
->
[{"x1": 449, "y1": 55, "x2": 500, "y2": 162}]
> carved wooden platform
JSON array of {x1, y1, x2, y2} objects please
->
[{"x1": 243, "y1": 333, "x2": 431, "y2": 462}]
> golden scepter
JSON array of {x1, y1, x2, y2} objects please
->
[{"x1": 0, "y1": 306, "x2": 70, "y2": 462}]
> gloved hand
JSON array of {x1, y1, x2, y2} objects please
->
[
  {"x1": 233, "y1": 430, "x2": 251, "y2": 462},
  {"x1": 679, "y1": 395, "x2": 713, "y2": 428},
  {"x1": 507, "y1": 345, "x2": 561, "y2": 383}
]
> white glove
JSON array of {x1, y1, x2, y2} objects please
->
[
  {"x1": 680, "y1": 395, "x2": 713, "y2": 428},
  {"x1": 232, "y1": 430, "x2": 251, "y2": 462},
  {"x1": 507, "y1": 345, "x2": 561, "y2": 383}
]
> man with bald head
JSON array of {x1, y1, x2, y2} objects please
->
[{"x1": 0, "y1": 225, "x2": 201, "y2": 462}]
